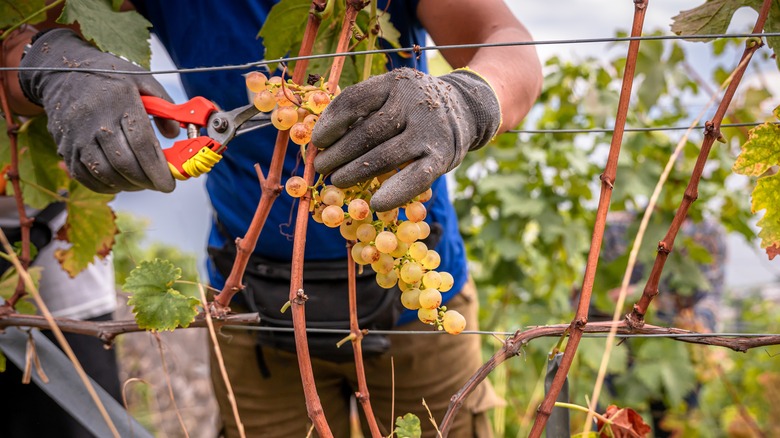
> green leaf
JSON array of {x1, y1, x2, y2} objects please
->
[
  {"x1": 56, "y1": 0, "x2": 153, "y2": 68},
  {"x1": 54, "y1": 181, "x2": 116, "y2": 277},
  {"x1": 124, "y1": 259, "x2": 200, "y2": 331},
  {"x1": 751, "y1": 173, "x2": 780, "y2": 250},
  {"x1": 670, "y1": 0, "x2": 745, "y2": 39},
  {"x1": 394, "y1": 413, "x2": 422, "y2": 438},
  {"x1": 732, "y1": 121, "x2": 780, "y2": 177},
  {"x1": 0, "y1": 350, "x2": 5, "y2": 373},
  {"x1": 14, "y1": 116, "x2": 69, "y2": 209},
  {"x1": 0, "y1": 266, "x2": 43, "y2": 315},
  {"x1": 376, "y1": 11, "x2": 401, "y2": 49},
  {"x1": 258, "y1": 0, "x2": 312, "y2": 72},
  {"x1": 0, "y1": 0, "x2": 47, "y2": 29}
]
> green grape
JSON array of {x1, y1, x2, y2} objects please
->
[
  {"x1": 321, "y1": 205, "x2": 345, "y2": 228},
  {"x1": 405, "y1": 201, "x2": 427, "y2": 222},
  {"x1": 348, "y1": 198, "x2": 370, "y2": 221},
  {"x1": 351, "y1": 242, "x2": 369, "y2": 265},
  {"x1": 408, "y1": 242, "x2": 428, "y2": 261},
  {"x1": 421, "y1": 249, "x2": 441, "y2": 270},
  {"x1": 253, "y1": 90, "x2": 276, "y2": 112},
  {"x1": 400, "y1": 261, "x2": 423, "y2": 284},
  {"x1": 356, "y1": 223, "x2": 377, "y2": 242},
  {"x1": 371, "y1": 253, "x2": 395, "y2": 275},
  {"x1": 376, "y1": 270, "x2": 398, "y2": 288},
  {"x1": 422, "y1": 271, "x2": 442, "y2": 290},
  {"x1": 389, "y1": 240, "x2": 409, "y2": 258},
  {"x1": 439, "y1": 271, "x2": 454, "y2": 292},
  {"x1": 442, "y1": 309, "x2": 466, "y2": 335},
  {"x1": 245, "y1": 71, "x2": 268, "y2": 93},
  {"x1": 375, "y1": 231, "x2": 398, "y2": 254},
  {"x1": 321, "y1": 185, "x2": 345, "y2": 206},
  {"x1": 417, "y1": 307, "x2": 438, "y2": 324},
  {"x1": 285, "y1": 176, "x2": 308, "y2": 198},
  {"x1": 396, "y1": 221, "x2": 420, "y2": 244},
  {"x1": 400, "y1": 288, "x2": 421, "y2": 310},
  {"x1": 418, "y1": 288, "x2": 442, "y2": 309}
]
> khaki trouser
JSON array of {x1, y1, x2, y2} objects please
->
[{"x1": 210, "y1": 280, "x2": 502, "y2": 437}]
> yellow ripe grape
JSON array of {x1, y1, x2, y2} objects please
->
[
  {"x1": 361, "y1": 245, "x2": 381, "y2": 264},
  {"x1": 271, "y1": 106, "x2": 298, "y2": 131},
  {"x1": 417, "y1": 187, "x2": 433, "y2": 203},
  {"x1": 442, "y1": 309, "x2": 466, "y2": 335},
  {"x1": 396, "y1": 221, "x2": 420, "y2": 244},
  {"x1": 274, "y1": 88, "x2": 297, "y2": 107},
  {"x1": 339, "y1": 218, "x2": 361, "y2": 240},
  {"x1": 306, "y1": 90, "x2": 331, "y2": 114},
  {"x1": 398, "y1": 280, "x2": 418, "y2": 292},
  {"x1": 289, "y1": 122, "x2": 312, "y2": 146},
  {"x1": 408, "y1": 242, "x2": 428, "y2": 261},
  {"x1": 245, "y1": 71, "x2": 268, "y2": 93},
  {"x1": 320, "y1": 185, "x2": 345, "y2": 206},
  {"x1": 351, "y1": 242, "x2": 369, "y2": 265},
  {"x1": 416, "y1": 221, "x2": 431, "y2": 240},
  {"x1": 312, "y1": 203, "x2": 326, "y2": 224},
  {"x1": 400, "y1": 288, "x2": 421, "y2": 310},
  {"x1": 356, "y1": 223, "x2": 377, "y2": 243},
  {"x1": 400, "y1": 261, "x2": 423, "y2": 284},
  {"x1": 296, "y1": 107, "x2": 309, "y2": 123},
  {"x1": 422, "y1": 271, "x2": 442, "y2": 290},
  {"x1": 324, "y1": 82, "x2": 341, "y2": 96},
  {"x1": 376, "y1": 208, "x2": 398, "y2": 224},
  {"x1": 253, "y1": 90, "x2": 276, "y2": 112},
  {"x1": 377, "y1": 169, "x2": 396, "y2": 183},
  {"x1": 285, "y1": 176, "x2": 308, "y2": 198},
  {"x1": 303, "y1": 114, "x2": 318, "y2": 130},
  {"x1": 418, "y1": 307, "x2": 438, "y2": 324},
  {"x1": 376, "y1": 270, "x2": 398, "y2": 289},
  {"x1": 421, "y1": 249, "x2": 441, "y2": 270},
  {"x1": 374, "y1": 231, "x2": 398, "y2": 254},
  {"x1": 321, "y1": 204, "x2": 345, "y2": 228},
  {"x1": 390, "y1": 240, "x2": 409, "y2": 258},
  {"x1": 438, "y1": 271, "x2": 454, "y2": 292},
  {"x1": 405, "y1": 201, "x2": 427, "y2": 222},
  {"x1": 418, "y1": 288, "x2": 442, "y2": 309},
  {"x1": 348, "y1": 199, "x2": 370, "y2": 221},
  {"x1": 371, "y1": 253, "x2": 395, "y2": 275},
  {"x1": 267, "y1": 76, "x2": 284, "y2": 87}
]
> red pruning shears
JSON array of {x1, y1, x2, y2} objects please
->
[{"x1": 141, "y1": 96, "x2": 270, "y2": 180}]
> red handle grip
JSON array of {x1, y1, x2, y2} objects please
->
[{"x1": 141, "y1": 96, "x2": 218, "y2": 127}]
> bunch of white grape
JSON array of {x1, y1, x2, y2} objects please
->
[
  {"x1": 245, "y1": 71, "x2": 338, "y2": 146},
  {"x1": 285, "y1": 174, "x2": 467, "y2": 335}
]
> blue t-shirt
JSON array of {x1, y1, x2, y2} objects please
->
[{"x1": 135, "y1": 1, "x2": 467, "y2": 325}]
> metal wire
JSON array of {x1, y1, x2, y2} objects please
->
[
  {"x1": 4, "y1": 32, "x2": 779, "y2": 76},
  {"x1": 509, "y1": 121, "x2": 778, "y2": 135},
  {"x1": 222, "y1": 325, "x2": 780, "y2": 339}
]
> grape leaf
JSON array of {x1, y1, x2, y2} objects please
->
[
  {"x1": 767, "y1": 244, "x2": 780, "y2": 260},
  {"x1": 0, "y1": 0, "x2": 47, "y2": 29},
  {"x1": 14, "y1": 116, "x2": 69, "y2": 209},
  {"x1": 124, "y1": 259, "x2": 200, "y2": 331},
  {"x1": 732, "y1": 111, "x2": 780, "y2": 177},
  {"x1": 258, "y1": 0, "x2": 312, "y2": 72},
  {"x1": 0, "y1": 351, "x2": 5, "y2": 373},
  {"x1": 56, "y1": 0, "x2": 153, "y2": 68},
  {"x1": 596, "y1": 405, "x2": 652, "y2": 438},
  {"x1": 394, "y1": 413, "x2": 422, "y2": 438},
  {"x1": 671, "y1": 0, "x2": 780, "y2": 69},
  {"x1": 0, "y1": 266, "x2": 43, "y2": 315},
  {"x1": 751, "y1": 173, "x2": 780, "y2": 250},
  {"x1": 54, "y1": 181, "x2": 116, "y2": 277}
]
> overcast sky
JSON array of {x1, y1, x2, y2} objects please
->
[{"x1": 113, "y1": 1, "x2": 780, "y2": 287}]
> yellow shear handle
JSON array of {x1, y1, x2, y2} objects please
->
[{"x1": 164, "y1": 137, "x2": 224, "y2": 180}]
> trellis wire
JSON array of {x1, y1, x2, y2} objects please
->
[
  {"x1": 3, "y1": 32, "x2": 779, "y2": 76},
  {"x1": 510, "y1": 121, "x2": 778, "y2": 134},
  {"x1": 222, "y1": 325, "x2": 780, "y2": 338}
]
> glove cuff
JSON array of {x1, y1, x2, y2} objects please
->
[
  {"x1": 19, "y1": 28, "x2": 87, "y2": 106},
  {"x1": 441, "y1": 68, "x2": 502, "y2": 151}
]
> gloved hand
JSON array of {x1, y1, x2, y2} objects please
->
[
  {"x1": 312, "y1": 67, "x2": 501, "y2": 211},
  {"x1": 19, "y1": 28, "x2": 178, "y2": 193}
]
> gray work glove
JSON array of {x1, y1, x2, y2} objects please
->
[
  {"x1": 19, "y1": 28, "x2": 178, "y2": 193},
  {"x1": 312, "y1": 67, "x2": 501, "y2": 211}
]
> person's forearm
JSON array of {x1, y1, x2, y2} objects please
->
[{"x1": 418, "y1": 0, "x2": 543, "y2": 133}]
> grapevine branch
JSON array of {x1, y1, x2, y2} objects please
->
[
  {"x1": 627, "y1": 0, "x2": 773, "y2": 328},
  {"x1": 286, "y1": 2, "x2": 365, "y2": 435},
  {"x1": 0, "y1": 42, "x2": 32, "y2": 313},
  {"x1": 506, "y1": 2, "x2": 648, "y2": 437}
]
